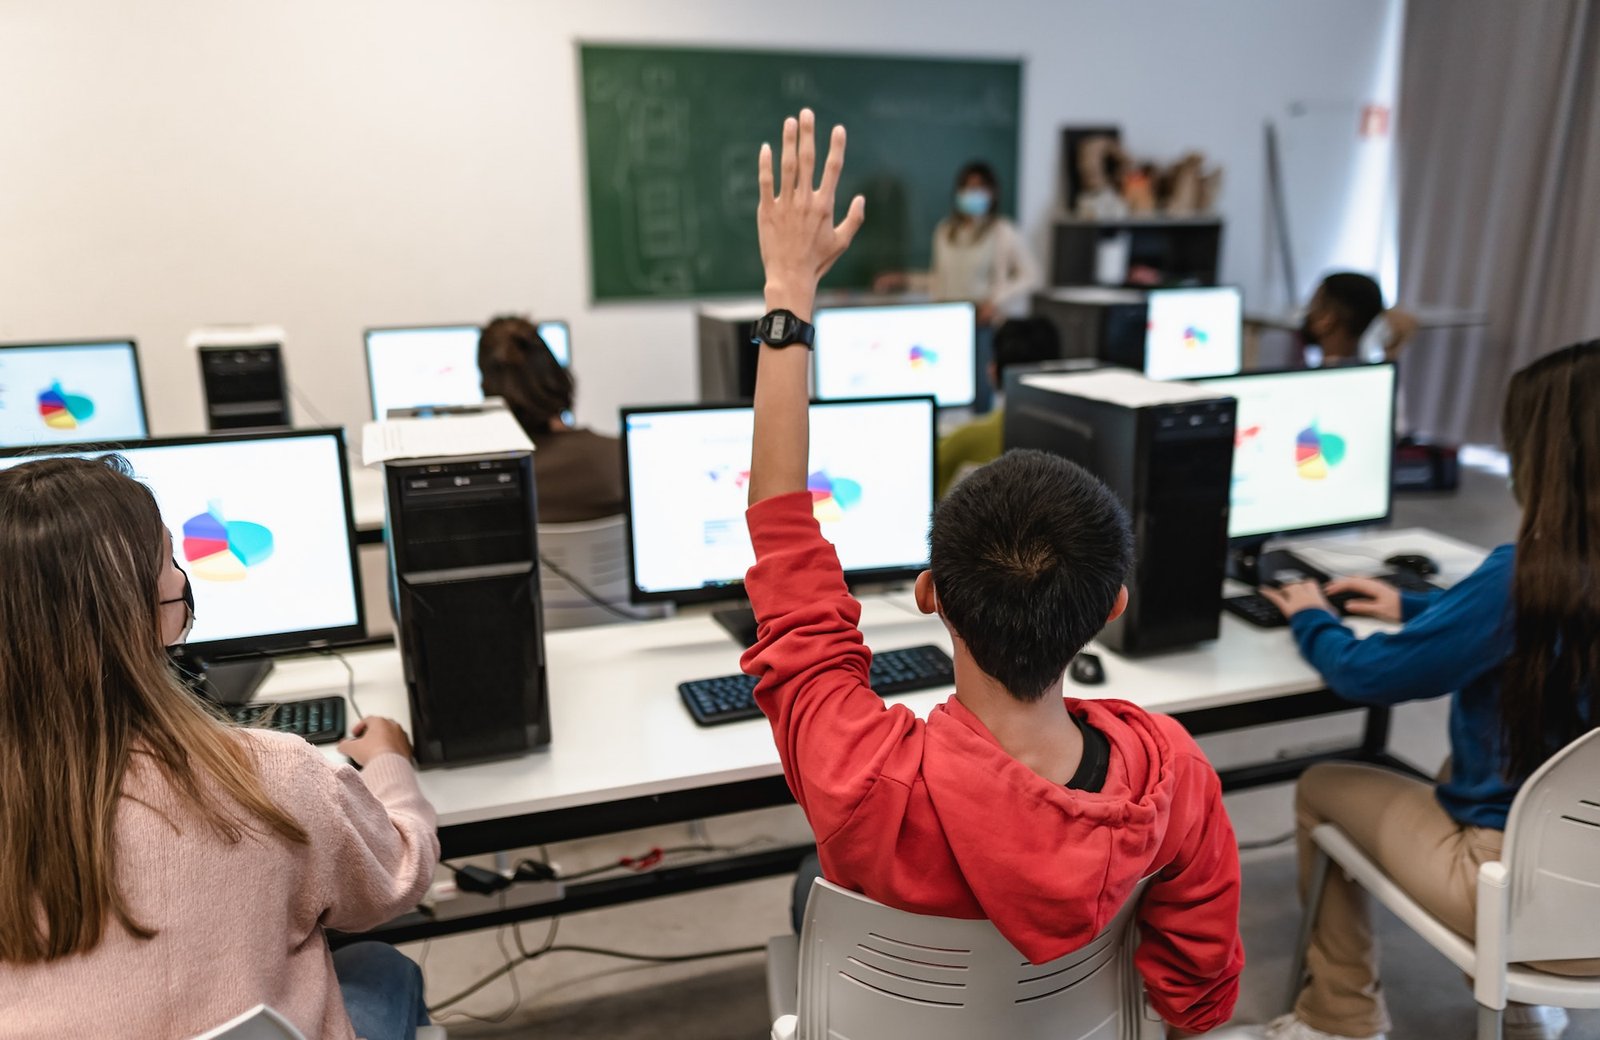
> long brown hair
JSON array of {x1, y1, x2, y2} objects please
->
[
  {"x1": 479, "y1": 316, "x2": 574, "y2": 437},
  {"x1": 1499, "y1": 339, "x2": 1600, "y2": 779},
  {"x1": 0, "y1": 456, "x2": 307, "y2": 964}
]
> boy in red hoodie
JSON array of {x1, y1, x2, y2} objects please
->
[{"x1": 740, "y1": 110, "x2": 1244, "y2": 1038}]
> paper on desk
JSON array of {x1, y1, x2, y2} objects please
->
[
  {"x1": 1020, "y1": 369, "x2": 1230, "y2": 407},
  {"x1": 361, "y1": 411, "x2": 534, "y2": 466}
]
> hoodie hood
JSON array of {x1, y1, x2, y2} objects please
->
[{"x1": 920, "y1": 696, "x2": 1178, "y2": 963}]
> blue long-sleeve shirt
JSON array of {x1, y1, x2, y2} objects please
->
[{"x1": 1288, "y1": 545, "x2": 1525, "y2": 829}]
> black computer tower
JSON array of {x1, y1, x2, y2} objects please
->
[
  {"x1": 385, "y1": 451, "x2": 551, "y2": 767},
  {"x1": 697, "y1": 307, "x2": 763, "y2": 401},
  {"x1": 1030, "y1": 288, "x2": 1149, "y2": 369},
  {"x1": 1004, "y1": 368, "x2": 1235, "y2": 655},
  {"x1": 199, "y1": 343, "x2": 292, "y2": 430}
]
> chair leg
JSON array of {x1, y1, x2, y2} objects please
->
[
  {"x1": 1476, "y1": 1003, "x2": 1502, "y2": 1040},
  {"x1": 1286, "y1": 846, "x2": 1331, "y2": 1014}
]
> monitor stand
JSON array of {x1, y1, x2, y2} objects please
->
[
  {"x1": 1227, "y1": 537, "x2": 1271, "y2": 587},
  {"x1": 711, "y1": 606, "x2": 761, "y2": 649},
  {"x1": 176, "y1": 655, "x2": 278, "y2": 707}
]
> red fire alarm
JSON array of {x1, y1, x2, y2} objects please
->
[{"x1": 1360, "y1": 104, "x2": 1391, "y2": 138}]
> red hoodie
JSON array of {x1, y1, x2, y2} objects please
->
[{"x1": 740, "y1": 492, "x2": 1244, "y2": 1033}]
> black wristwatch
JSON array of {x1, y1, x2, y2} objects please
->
[{"x1": 751, "y1": 309, "x2": 816, "y2": 349}]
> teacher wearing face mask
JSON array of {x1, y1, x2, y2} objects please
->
[{"x1": 874, "y1": 160, "x2": 1041, "y2": 414}]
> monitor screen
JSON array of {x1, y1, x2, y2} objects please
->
[
  {"x1": 365, "y1": 322, "x2": 571, "y2": 419},
  {"x1": 0, "y1": 429, "x2": 364, "y2": 655},
  {"x1": 622, "y1": 397, "x2": 936, "y2": 603},
  {"x1": 0, "y1": 340, "x2": 148, "y2": 446},
  {"x1": 1144, "y1": 287, "x2": 1243, "y2": 381},
  {"x1": 813, "y1": 302, "x2": 977, "y2": 408},
  {"x1": 1201, "y1": 365, "x2": 1396, "y2": 540}
]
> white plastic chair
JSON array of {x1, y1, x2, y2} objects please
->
[
  {"x1": 537, "y1": 516, "x2": 670, "y2": 631},
  {"x1": 1287, "y1": 727, "x2": 1600, "y2": 1040},
  {"x1": 189, "y1": 1004, "x2": 447, "y2": 1040},
  {"x1": 768, "y1": 877, "x2": 1161, "y2": 1040}
]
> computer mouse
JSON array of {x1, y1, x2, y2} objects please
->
[
  {"x1": 1384, "y1": 553, "x2": 1439, "y2": 576},
  {"x1": 1068, "y1": 652, "x2": 1105, "y2": 686}
]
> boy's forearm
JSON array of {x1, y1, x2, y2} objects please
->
[{"x1": 747, "y1": 284, "x2": 815, "y2": 505}]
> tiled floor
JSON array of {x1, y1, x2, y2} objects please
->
[{"x1": 402, "y1": 464, "x2": 1600, "y2": 1038}]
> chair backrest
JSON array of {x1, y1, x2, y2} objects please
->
[
  {"x1": 793, "y1": 877, "x2": 1154, "y2": 1040},
  {"x1": 189, "y1": 1005, "x2": 306, "y2": 1040},
  {"x1": 537, "y1": 515, "x2": 668, "y2": 631},
  {"x1": 1501, "y1": 727, "x2": 1600, "y2": 963}
]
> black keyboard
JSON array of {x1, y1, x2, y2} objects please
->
[
  {"x1": 1224, "y1": 571, "x2": 1445, "y2": 629},
  {"x1": 224, "y1": 696, "x2": 346, "y2": 745},
  {"x1": 678, "y1": 644, "x2": 956, "y2": 727}
]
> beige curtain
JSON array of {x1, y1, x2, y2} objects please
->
[{"x1": 1398, "y1": 0, "x2": 1600, "y2": 445}]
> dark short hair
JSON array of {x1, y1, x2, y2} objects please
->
[
  {"x1": 1318, "y1": 272, "x2": 1385, "y2": 340},
  {"x1": 930, "y1": 449, "x2": 1132, "y2": 700},
  {"x1": 992, "y1": 318, "x2": 1061, "y2": 381}
]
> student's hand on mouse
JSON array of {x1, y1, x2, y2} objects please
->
[
  {"x1": 757, "y1": 108, "x2": 866, "y2": 311},
  {"x1": 1323, "y1": 576, "x2": 1402, "y2": 621},
  {"x1": 1259, "y1": 580, "x2": 1333, "y2": 619},
  {"x1": 338, "y1": 716, "x2": 414, "y2": 766}
]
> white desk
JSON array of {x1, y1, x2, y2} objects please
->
[
  {"x1": 1244, "y1": 307, "x2": 1490, "y2": 333},
  {"x1": 275, "y1": 526, "x2": 1484, "y2": 942},
  {"x1": 348, "y1": 465, "x2": 385, "y2": 539},
  {"x1": 270, "y1": 525, "x2": 1484, "y2": 834}
]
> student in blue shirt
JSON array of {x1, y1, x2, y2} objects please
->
[{"x1": 1231, "y1": 341, "x2": 1600, "y2": 1040}]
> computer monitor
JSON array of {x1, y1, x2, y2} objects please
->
[
  {"x1": 1199, "y1": 364, "x2": 1396, "y2": 541},
  {"x1": 1144, "y1": 287, "x2": 1243, "y2": 381},
  {"x1": 0, "y1": 428, "x2": 366, "y2": 658},
  {"x1": 365, "y1": 321, "x2": 572, "y2": 419},
  {"x1": 813, "y1": 302, "x2": 977, "y2": 408},
  {"x1": 0, "y1": 339, "x2": 149, "y2": 446},
  {"x1": 621, "y1": 397, "x2": 937, "y2": 607}
]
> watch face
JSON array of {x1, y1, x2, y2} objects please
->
[{"x1": 769, "y1": 313, "x2": 789, "y2": 340}]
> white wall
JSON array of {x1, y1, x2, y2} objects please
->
[{"x1": 0, "y1": 0, "x2": 1396, "y2": 440}]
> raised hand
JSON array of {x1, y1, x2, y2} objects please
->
[{"x1": 757, "y1": 108, "x2": 866, "y2": 312}]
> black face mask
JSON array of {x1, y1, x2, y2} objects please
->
[{"x1": 160, "y1": 558, "x2": 196, "y2": 648}]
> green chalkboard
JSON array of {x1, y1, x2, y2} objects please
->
[{"x1": 580, "y1": 44, "x2": 1022, "y2": 301}]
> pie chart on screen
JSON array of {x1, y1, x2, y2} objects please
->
[
  {"x1": 808, "y1": 470, "x2": 863, "y2": 524},
  {"x1": 182, "y1": 503, "x2": 275, "y2": 582},
  {"x1": 37, "y1": 382, "x2": 95, "y2": 430},
  {"x1": 1295, "y1": 423, "x2": 1348, "y2": 481}
]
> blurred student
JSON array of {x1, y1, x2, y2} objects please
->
[
  {"x1": 1300, "y1": 272, "x2": 1418, "y2": 368},
  {"x1": 479, "y1": 316, "x2": 624, "y2": 522},
  {"x1": 0, "y1": 456, "x2": 438, "y2": 1040},
  {"x1": 1240, "y1": 341, "x2": 1600, "y2": 1040},
  {"x1": 875, "y1": 161, "x2": 1041, "y2": 413},
  {"x1": 744, "y1": 109, "x2": 1242, "y2": 1039},
  {"x1": 935, "y1": 316, "x2": 1061, "y2": 497}
]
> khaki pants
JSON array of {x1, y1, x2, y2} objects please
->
[{"x1": 1293, "y1": 762, "x2": 1600, "y2": 1038}]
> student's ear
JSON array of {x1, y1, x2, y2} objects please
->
[
  {"x1": 913, "y1": 570, "x2": 940, "y2": 615},
  {"x1": 1107, "y1": 585, "x2": 1129, "y2": 624}
]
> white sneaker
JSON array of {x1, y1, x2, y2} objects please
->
[
  {"x1": 1504, "y1": 1004, "x2": 1569, "y2": 1040},
  {"x1": 1203, "y1": 1013, "x2": 1385, "y2": 1040}
]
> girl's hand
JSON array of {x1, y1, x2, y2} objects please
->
[
  {"x1": 338, "y1": 716, "x2": 414, "y2": 766},
  {"x1": 1324, "y1": 576, "x2": 1402, "y2": 622},
  {"x1": 757, "y1": 108, "x2": 866, "y2": 310},
  {"x1": 1259, "y1": 580, "x2": 1334, "y2": 619}
]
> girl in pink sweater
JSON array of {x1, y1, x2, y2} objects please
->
[{"x1": 0, "y1": 456, "x2": 440, "y2": 1040}]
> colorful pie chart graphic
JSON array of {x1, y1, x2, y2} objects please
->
[
  {"x1": 37, "y1": 382, "x2": 95, "y2": 430},
  {"x1": 182, "y1": 502, "x2": 275, "y2": 582},
  {"x1": 1182, "y1": 326, "x2": 1209, "y2": 350},
  {"x1": 908, "y1": 345, "x2": 939, "y2": 370},
  {"x1": 808, "y1": 470, "x2": 863, "y2": 524},
  {"x1": 1295, "y1": 423, "x2": 1348, "y2": 481}
]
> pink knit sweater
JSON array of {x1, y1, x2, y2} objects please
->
[{"x1": 0, "y1": 729, "x2": 439, "y2": 1039}]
